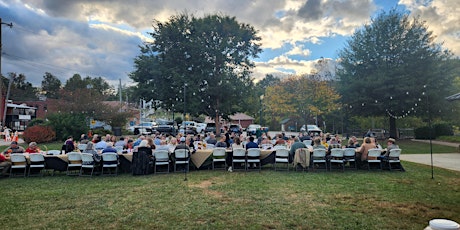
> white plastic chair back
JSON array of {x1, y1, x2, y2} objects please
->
[
  {"x1": 10, "y1": 153, "x2": 27, "y2": 164},
  {"x1": 212, "y1": 148, "x2": 226, "y2": 157},
  {"x1": 261, "y1": 144, "x2": 273, "y2": 150},
  {"x1": 206, "y1": 144, "x2": 215, "y2": 149},
  {"x1": 343, "y1": 148, "x2": 356, "y2": 157},
  {"x1": 174, "y1": 149, "x2": 189, "y2": 159},
  {"x1": 275, "y1": 148, "x2": 289, "y2": 158},
  {"x1": 389, "y1": 149, "x2": 401, "y2": 158},
  {"x1": 274, "y1": 145, "x2": 287, "y2": 150},
  {"x1": 115, "y1": 146, "x2": 124, "y2": 154},
  {"x1": 102, "y1": 153, "x2": 118, "y2": 162},
  {"x1": 368, "y1": 149, "x2": 381, "y2": 158},
  {"x1": 29, "y1": 153, "x2": 45, "y2": 163},
  {"x1": 247, "y1": 148, "x2": 261, "y2": 158},
  {"x1": 154, "y1": 150, "x2": 169, "y2": 161},
  {"x1": 81, "y1": 153, "x2": 95, "y2": 164},
  {"x1": 233, "y1": 148, "x2": 246, "y2": 157},
  {"x1": 303, "y1": 140, "x2": 312, "y2": 146},
  {"x1": 330, "y1": 148, "x2": 344, "y2": 158},
  {"x1": 312, "y1": 149, "x2": 326, "y2": 158},
  {"x1": 67, "y1": 152, "x2": 82, "y2": 162},
  {"x1": 47, "y1": 150, "x2": 61, "y2": 155},
  {"x1": 77, "y1": 144, "x2": 87, "y2": 151}
]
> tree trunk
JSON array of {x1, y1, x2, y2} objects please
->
[
  {"x1": 215, "y1": 99, "x2": 220, "y2": 136},
  {"x1": 389, "y1": 116, "x2": 397, "y2": 139}
]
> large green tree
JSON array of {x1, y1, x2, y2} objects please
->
[
  {"x1": 337, "y1": 9, "x2": 454, "y2": 138},
  {"x1": 9, "y1": 73, "x2": 38, "y2": 101},
  {"x1": 41, "y1": 72, "x2": 62, "y2": 99},
  {"x1": 131, "y1": 13, "x2": 261, "y2": 133}
]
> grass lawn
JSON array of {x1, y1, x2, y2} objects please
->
[
  {"x1": 397, "y1": 140, "x2": 458, "y2": 154},
  {"x1": 1, "y1": 162, "x2": 459, "y2": 229}
]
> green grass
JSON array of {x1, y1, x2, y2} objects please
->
[
  {"x1": 1, "y1": 163, "x2": 459, "y2": 229},
  {"x1": 397, "y1": 140, "x2": 458, "y2": 154},
  {"x1": 437, "y1": 135, "x2": 460, "y2": 143}
]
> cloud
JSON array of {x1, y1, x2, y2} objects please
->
[
  {"x1": 0, "y1": 0, "x2": 457, "y2": 91},
  {"x1": 399, "y1": 0, "x2": 460, "y2": 55}
]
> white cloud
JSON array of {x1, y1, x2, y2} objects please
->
[
  {"x1": 399, "y1": 0, "x2": 460, "y2": 55},
  {"x1": 285, "y1": 45, "x2": 312, "y2": 57}
]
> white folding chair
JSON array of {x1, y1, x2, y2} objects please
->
[
  {"x1": 212, "y1": 148, "x2": 227, "y2": 170},
  {"x1": 274, "y1": 145, "x2": 287, "y2": 150},
  {"x1": 66, "y1": 152, "x2": 82, "y2": 176},
  {"x1": 28, "y1": 154, "x2": 45, "y2": 177},
  {"x1": 274, "y1": 148, "x2": 289, "y2": 171},
  {"x1": 367, "y1": 149, "x2": 382, "y2": 170},
  {"x1": 387, "y1": 149, "x2": 403, "y2": 171},
  {"x1": 115, "y1": 146, "x2": 124, "y2": 154},
  {"x1": 247, "y1": 148, "x2": 261, "y2": 171},
  {"x1": 303, "y1": 140, "x2": 312, "y2": 146},
  {"x1": 343, "y1": 148, "x2": 357, "y2": 170},
  {"x1": 47, "y1": 150, "x2": 61, "y2": 155},
  {"x1": 10, "y1": 153, "x2": 27, "y2": 177},
  {"x1": 174, "y1": 149, "x2": 189, "y2": 172},
  {"x1": 232, "y1": 148, "x2": 247, "y2": 171},
  {"x1": 154, "y1": 150, "x2": 170, "y2": 174},
  {"x1": 329, "y1": 148, "x2": 345, "y2": 172},
  {"x1": 206, "y1": 144, "x2": 215, "y2": 149},
  {"x1": 77, "y1": 144, "x2": 87, "y2": 152},
  {"x1": 80, "y1": 153, "x2": 96, "y2": 177},
  {"x1": 311, "y1": 149, "x2": 327, "y2": 171},
  {"x1": 101, "y1": 153, "x2": 118, "y2": 176}
]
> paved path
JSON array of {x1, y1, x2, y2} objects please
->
[
  {"x1": 411, "y1": 139, "x2": 460, "y2": 148},
  {"x1": 400, "y1": 153, "x2": 460, "y2": 172}
]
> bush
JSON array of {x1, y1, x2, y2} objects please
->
[
  {"x1": 27, "y1": 119, "x2": 45, "y2": 127},
  {"x1": 23, "y1": 125, "x2": 56, "y2": 143},
  {"x1": 45, "y1": 113, "x2": 87, "y2": 141},
  {"x1": 414, "y1": 123, "x2": 453, "y2": 139}
]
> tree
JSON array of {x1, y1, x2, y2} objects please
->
[
  {"x1": 131, "y1": 13, "x2": 261, "y2": 134},
  {"x1": 264, "y1": 75, "x2": 340, "y2": 129},
  {"x1": 41, "y1": 72, "x2": 61, "y2": 99},
  {"x1": 337, "y1": 9, "x2": 454, "y2": 138},
  {"x1": 9, "y1": 73, "x2": 38, "y2": 101}
]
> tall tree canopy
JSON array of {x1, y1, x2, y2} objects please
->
[
  {"x1": 41, "y1": 72, "x2": 62, "y2": 99},
  {"x1": 337, "y1": 9, "x2": 454, "y2": 138},
  {"x1": 131, "y1": 13, "x2": 261, "y2": 132},
  {"x1": 264, "y1": 74, "x2": 340, "y2": 128},
  {"x1": 8, "y1": 73, "x2": 38, "y2": 101}
]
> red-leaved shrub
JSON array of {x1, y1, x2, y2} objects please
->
[{"x1": 23, "y1": 125, "x2": 56, "y2": 143}]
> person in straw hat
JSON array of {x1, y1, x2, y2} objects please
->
[{"x1": 383, "y1": 138, "x2": 399, "y2": 157}]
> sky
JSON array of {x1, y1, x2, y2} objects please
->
[{"x1": 0, "y1": 0, "x2": 458, "y2": 88}]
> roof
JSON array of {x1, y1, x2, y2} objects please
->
[
  {"x1": 7, "y1": 103, "x2": 36, "y2": 109},
  {"x1": 229, "y1": 113, "x2": 254, "y2": 121},
  {"x1": 446, "y1": 93, "x2": 460, "y2": 101},
  {"x1": 205, "y1": 113, "x2": 254, "y2": 123}
]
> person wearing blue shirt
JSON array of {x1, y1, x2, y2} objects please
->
[{"x1": 245, "y1": 136, "x2": 259, "y2": 149}]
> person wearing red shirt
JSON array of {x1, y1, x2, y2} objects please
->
[{"x1": 25, "y1": 142, "x2": 41, "y2": 153}]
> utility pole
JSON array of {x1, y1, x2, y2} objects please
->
[{"x1": 0, "y1": 18, "x2": 13, "y2": 127}]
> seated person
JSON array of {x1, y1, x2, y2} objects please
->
[
  {"x1": 216, "y1": 135, "x2": 228, "y2": 148},
  {"x1": 25, "y1": 142, "x2": 41, "y2": 153},
  {"x1": 356, "y1": 137, "x2": 376, "y2": 169},
  {"x1": 327, "y1": 137, "x2": 341, "y2": 153},
  {"x1": 0, "y1": 152, "x2": 11, "y2": 177},
  {"x1": 3, "y1": 141, "x2": 25, "y2": 154},
  {"x1": 289, "y1": 137, "x2": 306, "y2": 163},
  {"x1": 274, "y1": 134, "x2": 286, "y2": 146},
  {"x1": 245, "y1": 136, "x2": 259, "y2": 149},
  {"x1": 206, "y1": 133, "x2": 217, "y2": 145},
  {"x1": 156, "y1": 140, "x2": 170, "y2": 152},
  {"x1": 83, "y1": 142, "x2": 100, "y2": 163},
  {"x1": 312, "y1": 138, "x2": 326, "y2": 150},
  {"x1": 102, "y1": 142, "x2": 117, "y2": 154},
  {"x1": 382, "y1": 138, "x2": 399, "y2": 157}
]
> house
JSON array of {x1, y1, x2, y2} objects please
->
[
  {"x1": 4, "y1": 102, "x2": 37, "y2": 131},
  {"x1": 205, "y1": 113, "x2": 255, "y2": 129}
]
